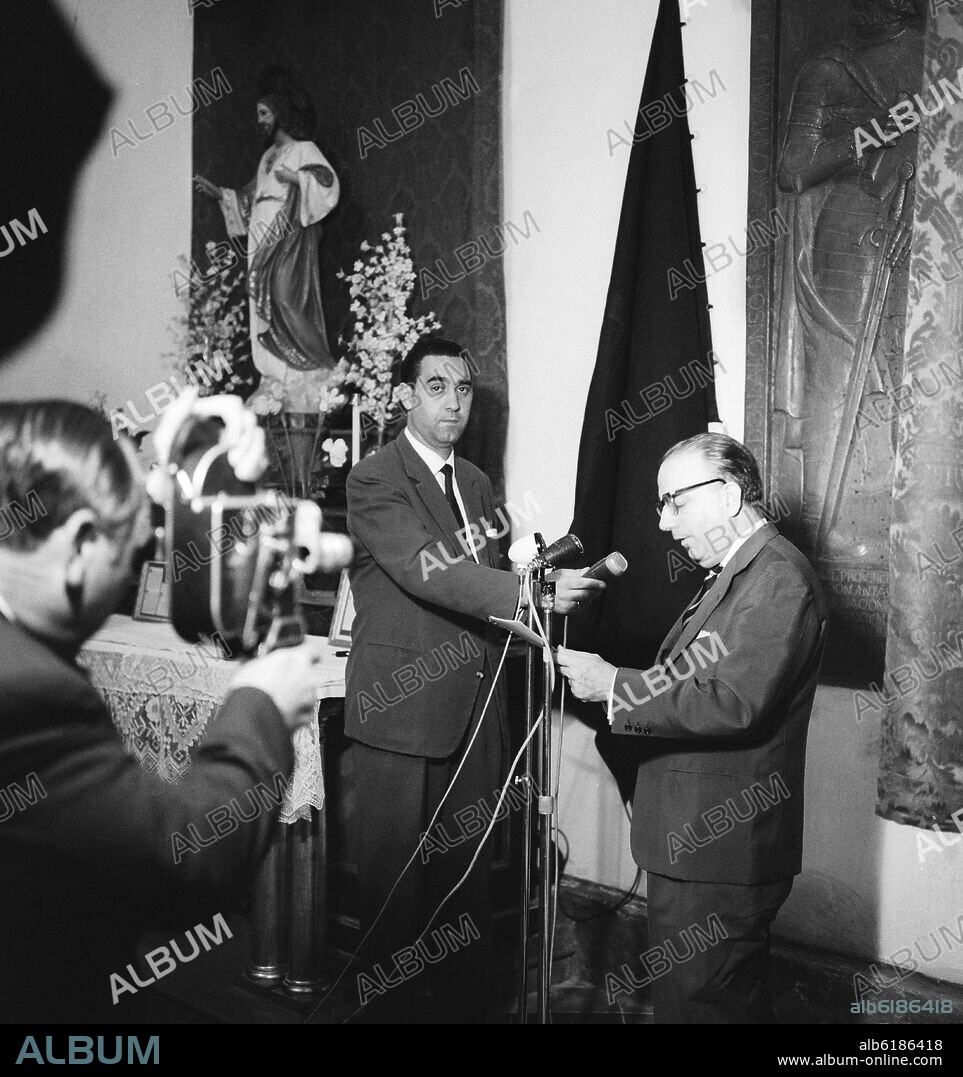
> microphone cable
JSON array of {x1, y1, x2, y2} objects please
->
[{"x1": 306, "y1": 574, "x2": 524, "y2": 1023}]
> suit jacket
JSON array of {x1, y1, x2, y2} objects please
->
[
  {"x1": 612, "y1": 523, "x2": 827, "y2": 884},
  {"x1": 345, "y1": 434, "x2": 520, "y2": 758},
  {"x1": 0, "y1": 616, "x2": 294, "y2": 1023}
]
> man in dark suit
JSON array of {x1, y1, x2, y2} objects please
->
[
  {"x1": 345, "y1": 336, "x2": 602, "y2": 1022},
  {"x1": 558, "y1": 433, "x2": 827, "y2": 1023},
  {"x1": 0, "y1": 398, "x2": 323, "y2": 1023}
]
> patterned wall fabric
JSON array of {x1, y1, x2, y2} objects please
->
[
  {"x1": 192, "y1": 0, "x2": 507, "y2": 492},
  {"x1": 878, "y1": 8, "x2": 963, "y2": 829}
]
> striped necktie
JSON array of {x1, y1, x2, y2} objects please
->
[{"x1": 679, "y1": 567, "x2": 721, "y2": 634}]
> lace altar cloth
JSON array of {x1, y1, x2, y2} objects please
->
[{"x1": 78, "y1": 616, "x2": 346, "y2": 824}]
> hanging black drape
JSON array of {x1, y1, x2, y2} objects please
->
[{"x1": 567, "y1": 0, "x2": 718, "y2": 794}]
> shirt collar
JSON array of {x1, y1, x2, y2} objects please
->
[
  {"x1": 0, "y1": 591, "x2": 17, "y2": 623},
  {"x1": 718, "y1": 517, "x2": 766, "y2": 569},
  {"x1": 405, "y1": 427, "x2": 454, "y2": 477}
]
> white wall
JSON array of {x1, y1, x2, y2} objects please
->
[
  {"x1": 0, "y1": 0, "x2": 192, "y2": 413},
  {"x1": 504, "y1": 0, "x2": 963, "y2": 987}
]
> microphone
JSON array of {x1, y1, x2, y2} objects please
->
[
  {"x1": 536, "y1": 533, "x2": 584, "y2": 569},
  {"x1": 508, "y1": 533, "x2": 539, "y2": 565},
  {"x1": 583, "y1": 551, "x2": 628, "y2": 583},
  {"x1": 508, "y1": 532, "x2": 584, "y2": 570}
]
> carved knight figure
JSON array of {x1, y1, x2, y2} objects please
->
[{"x1": 776, "y1": 0, "x2": 924, "y2": 562}]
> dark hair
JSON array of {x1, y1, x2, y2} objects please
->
[
  {"x1": 0, "y1": 401, "x2": 142, "y2": 550},
  {"x1": 395, "y1": 335, "x2": 473, "y2": 388},
  {"x1": 257, "y1": 65, "x2": 316, "y2": 141},
  {"x1": 660, "y1": 432, "x2": 764, "y2": 505}
]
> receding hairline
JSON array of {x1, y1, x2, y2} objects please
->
[{"x1": 409, "y1": 352, "x2": 473, "y2": 386}]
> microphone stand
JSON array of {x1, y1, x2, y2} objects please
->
[
  {"x1": 515, "y1": 563, "x2": 557, "y2": 1025},
  {"x1": 537, "y1": 577, "x2": 556, "y2": 1024},
  {"x1": 515, "y1": 561, "x2": 538, "y2": 1024}
]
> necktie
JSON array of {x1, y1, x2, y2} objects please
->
[
  {"x1": 440, "y1": 463, "x2": 467, "y2": 533},
  {"x1": 679, "y1": 567, "x2": 721, "y2": 635}
]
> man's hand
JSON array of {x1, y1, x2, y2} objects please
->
[
  {"x1": 556, "y1": 647, "x2": 616, "y2": 703},
  {"x1": 550, "y1": 568, "x2": 605, "y2": 615},
  {"x1": 146, "y1": 392, "x2": 267, "y2": 503},
  {"x1": 229, "y1": 643, "x2": 322, "y2": 732}
]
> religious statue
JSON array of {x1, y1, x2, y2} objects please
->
[
  {"x1": 195, "y1": 67, "x2": 340, "y2": 415},
  {"x1": 775, "y1": 0, "x2": 924, "y2": 563}
]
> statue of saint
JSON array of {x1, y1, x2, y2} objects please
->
[
  {"x1": 195, "y1": 68, "x2": 340, "y2": 414},
  {"x1": 775, "y1": 0, "x2": 924, "y2": 561}
]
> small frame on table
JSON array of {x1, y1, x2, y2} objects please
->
[
  {"x1": 133, "y1": 561, "x2": 171, "y2": 623},
  {"x1": 328, "y1": 569, "x2": 355, "y2": 648}
]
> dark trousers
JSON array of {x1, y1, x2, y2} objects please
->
[
  {"x1": 349, "y1": 700, "x2": 503, "y2": 1024},
  {"x1": 645, "y1": 872, "x2": 793, "y2": 1024}
]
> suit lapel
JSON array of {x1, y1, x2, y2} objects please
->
[
  {"x1": 455, "y1": 461, "x2": 491, "y2": 566},
  {"x1": 396, "y1": 434, "x2": 471, "y2": 562},
  {"x1": 662, "y1": 523, "x2": 777, "y2": 662}
]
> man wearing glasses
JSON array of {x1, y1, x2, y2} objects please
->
[{"x1": 558, "y1": 432, "x2": 827, "y2": 1023}]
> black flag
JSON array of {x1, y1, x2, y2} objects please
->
[{"x1": 568, "y1": 0, "x2": 718, "y2": 790}]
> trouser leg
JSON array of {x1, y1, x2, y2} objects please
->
[{"x1": 646, "y1": 873, "x2": 793, "y2": 1024}]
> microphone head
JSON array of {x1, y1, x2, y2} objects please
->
[
  {"x1": 539, "y1": 533, "x2": 584, "y2": 569},
  {"x1": 508, "y1": 534, "x2": 540, "y2": 565},
  {"x1": 582, "y1": 550, "x2": 629, "y2": 582},
  {"x1": 606, "y1": 552, "x2": 628, "y2": 577}
]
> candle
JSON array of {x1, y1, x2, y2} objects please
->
[{"x1": 351, "y1": 397, "x2": 361, "y2": 466}]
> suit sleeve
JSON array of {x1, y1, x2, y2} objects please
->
[
  {"x1": 611, "y1": 565, "x2": 820, "y2": 740},
  {"x1": 347, "y1": 465, "x2": 520, "y2": 622},
  {"x1": 28, "y1": 687, "x2": 293, "y2": 923}
]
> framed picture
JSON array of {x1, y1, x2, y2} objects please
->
[
  {"x1": 133, "y1": 561, "x2": 171, "y2": 623},
  {"x1": 328, "y1": 569, "x2": 355, "y2": 648}
]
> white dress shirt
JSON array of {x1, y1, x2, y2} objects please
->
[
  {"x1": 404, "y1": 428, "x2": 479, "y2": 563},
  {"x1": 0, "y1": 592, "x2": 16, "y2": 623}
]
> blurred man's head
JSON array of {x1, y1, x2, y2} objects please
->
[
  {"x1": 0, "y1": 401, "x2": 149, "y2": 648},
  {"x1": 656, "y1": 432, "x2": 764, "y2": 568},
  {"x1": 395, "y1": 336, "x2": 474, "y2": 456}
]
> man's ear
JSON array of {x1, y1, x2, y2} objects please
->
[
  {"x1": 61, "y1": 509, "x2": 99, "y2": 593},
  {"x1": 396, "y1": 382, "x2": 416, "y2": 412},
  {"x1": 724, "y1": 482, "x2": 744, "y2": 517}
]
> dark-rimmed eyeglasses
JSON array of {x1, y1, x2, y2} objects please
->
[{"x1": 655, "y1": 478, "x2": 726, "y2": 518}]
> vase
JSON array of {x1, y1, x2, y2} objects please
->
[{"x1": 263, "y1": 411, "x2": 325, "y2": 500}]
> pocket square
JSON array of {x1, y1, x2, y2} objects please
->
[
  {"x1": 696, "y1": 629, "x2": 711, "y2": 639},
  {"x1": 485, "y1": 528, "x2": 499, "y2": 538}
]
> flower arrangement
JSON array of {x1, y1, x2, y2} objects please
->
[
  {"x1": 334, "y1": 213, "x2": 440, "y2": 439},
  {"x1": 164, "y1": 245, "x2": 256, "y2": 399}
]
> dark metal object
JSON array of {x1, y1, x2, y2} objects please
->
[{"x1": 245, "y1": 828, "x2": 287, "y2": 987}]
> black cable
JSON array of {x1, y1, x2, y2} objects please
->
[{"x1": 554, "y1": 826, "x2": 643, "y2": 923}]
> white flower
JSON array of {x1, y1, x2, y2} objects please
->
[{"x1": 322, "y1": 437, "x2": 349, "y2": 468}]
